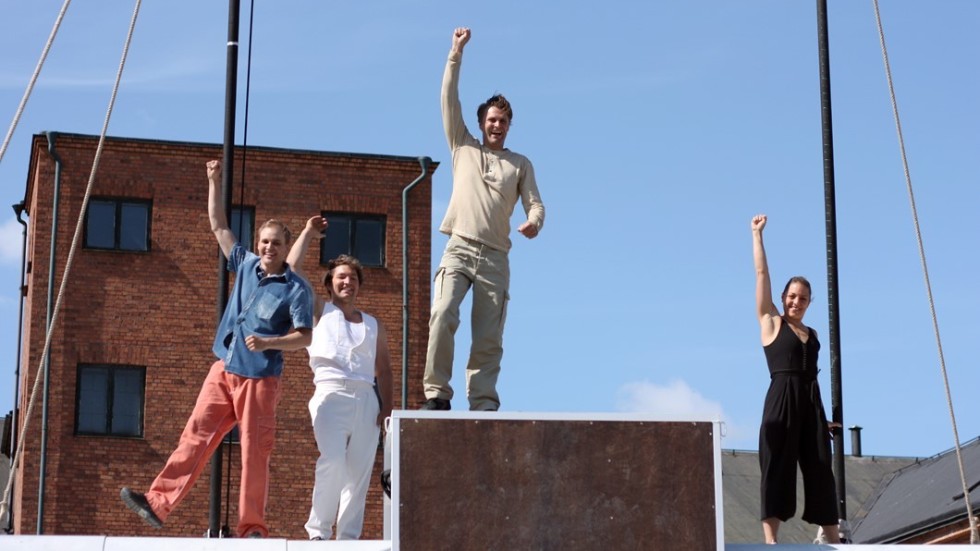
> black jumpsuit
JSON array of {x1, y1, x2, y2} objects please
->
[{"x1": 758, "y1": 319, "x2": 838, "y2": 525}]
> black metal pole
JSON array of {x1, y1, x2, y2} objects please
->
[
  {"x1": 209, "y1": 0, "x2": 240, "y2": 538},
  {"x1": 815, "y1": 0, "x2": 847, "y2": 538}
]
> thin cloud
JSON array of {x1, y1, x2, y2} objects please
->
[
  {"x1": 615, "y1": 379, "x2": 753, "y2": 447},
  {"x1": 0, "y1": 51, "x2": 217, "y2": 92},
  {"x1": 616, "y1": 379, "x2": 725, "y2": 420}
]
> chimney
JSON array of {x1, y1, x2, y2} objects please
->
[{"x1": 850, "y1": 425, "x2": 863, "y2": 457}]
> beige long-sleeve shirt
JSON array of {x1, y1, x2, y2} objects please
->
[{"x1": 439, "y1": 51, "x2": 545, "y2": 253}]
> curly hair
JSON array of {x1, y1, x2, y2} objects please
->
[{"x1": 323, "y1": 254, "x2": 365, "y2": 294}]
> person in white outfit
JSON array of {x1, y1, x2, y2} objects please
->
[{"x1": 287, "y1": 216, "x2": 393, "y2": 540}]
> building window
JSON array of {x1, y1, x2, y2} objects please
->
[
  {"x1": 85, "y1": 198, "x2": 151, "y2": 251},
  {"x1": 75, "y1": 364, "x2": 145, "y2": 437},
  {"x1": 230, "y1": 206, "x2": 255, "y2": 252},
  {"x1": 321, "y1": 213, "x2": 386, "y2": 267}
]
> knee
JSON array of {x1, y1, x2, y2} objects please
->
[
  {"x1": 315, "y1": 444, "x2": 346, "y2": 465},
  {"x1": 429, "y1": 303, "x2": 460, "y2": 330},
  {"x1": 470, "y1": 339, "x2": 503, "y2": 359},
  {"x1": 759, "y1": 419, "x2": 788, "y2": 444}
]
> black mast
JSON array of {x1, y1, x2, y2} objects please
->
[
  {"x1": 815, "y1": 0, "x2": 847, "y2": 538},
  {"x1": 209, "y1": 0, "x2": 241, "y2": 538}
]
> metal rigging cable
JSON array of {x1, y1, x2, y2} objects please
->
[
  {"x1": 0, "y1": 0, "x2": 144, "y2": 526},
  {"x1": 871, "y1": 0, "x2": 979, "y2": 543},
  {"x1": 0, "y1": 0, "x2": 72, "y2": 168}
]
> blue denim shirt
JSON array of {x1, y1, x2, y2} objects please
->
[{"x1": 212, "y1": 242, "x2": 314, "y2": 378}]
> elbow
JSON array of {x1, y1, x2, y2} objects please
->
[
  {"x1": 210, "y1": 215, "x2": 229, "y2": 235},
  {"x1": 297, "y1": 329, "x2": 313, "y2": 348}
]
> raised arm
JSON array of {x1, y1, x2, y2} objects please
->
[
  {"x1": 286, "y1": 216, "x2": 328, "y2": 318},
  {"x1": 207, "y1": 160, "x2": 237, "y2": 258},
  {"x1": 374, "y1": 322, "x2": 394, "y2": 428},
  {"x1": 287, "y1": 216, "x2": 328, "y2": 278},
  {"x1": 752, "y1": 214, "x2": 779, "y2": 344},
  {"x1": 441, "y1": 27, "x2": 472, "y2": 150}
]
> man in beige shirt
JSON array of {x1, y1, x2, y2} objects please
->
[{"x1": 422, "y1": 27, "x2": 545, "y2": 411}]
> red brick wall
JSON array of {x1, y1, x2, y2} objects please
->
[{"x1": 14, "y1": 132, "x2": 435, "y2": 538}]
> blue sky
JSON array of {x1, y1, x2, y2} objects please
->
[{"x1": 0, "y1": 1, "x2": 978, "y2": 459}]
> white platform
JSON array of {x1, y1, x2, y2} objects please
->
[
  {"x1": 730, "y1": 546, "x2": 966, "y2": 550},
  {"x1": 2, "y1": 536, "x2": 393, "y2": 550},
  {"x1": 1, "y1": 536, "x2": 972, "y2": 550}
]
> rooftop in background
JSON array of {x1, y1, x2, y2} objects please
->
[
  {"x1": 722, "y1": 448, "x2": 920, "y2": 544},
  {"x1": 850, "y1": 436, "x2": 980, "y2": 543}
]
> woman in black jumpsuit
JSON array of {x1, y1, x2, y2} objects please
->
[{"x1": 752, "y1": 214, "x2": 839, "y2": 544}]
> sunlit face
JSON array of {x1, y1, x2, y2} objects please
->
[
  {"x1": 782, "y1": 282, "x2": 811, "y2": 321},
  {"x1": 256, "y1": 226, "x2": 286, "y2": 272},
  {"x1": 329, "y1": 264, "x2": 360, "y2": 303},
  {"x1": 481, "y1": 106, "x2": 510, "y2": 150}
]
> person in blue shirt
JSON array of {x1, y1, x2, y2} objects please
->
[{"x1": 120, "y1": 159, "x2": 314, "y2": 538}]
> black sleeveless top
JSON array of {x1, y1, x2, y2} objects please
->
[{"x1": 763, "y1": 319, "x2": 820, "y2": 379}]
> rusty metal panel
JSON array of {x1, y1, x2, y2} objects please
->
[{"x1": 392, "y1": 413, "x2": 720, "y2": 551}]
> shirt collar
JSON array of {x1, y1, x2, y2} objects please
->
[{"x1": 256, "y1": 262, "x2": 293, "y2": 282}]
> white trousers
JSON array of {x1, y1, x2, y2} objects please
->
[{"x1": 304, "y1": 379, "x2": 380, "y2": 540}]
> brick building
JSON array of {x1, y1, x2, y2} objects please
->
[{"x1": 11, "y1": 132, "x2": 437, "y2": 538}]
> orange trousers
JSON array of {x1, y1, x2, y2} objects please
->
[{"x1": 144, "y1": 360, "x2": 281, "y2": 537}]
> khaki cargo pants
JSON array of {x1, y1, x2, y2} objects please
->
[{"x1": 423, "y1": 234, "x2": 509, "y2": 411}]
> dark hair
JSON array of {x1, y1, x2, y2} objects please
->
[
  {"x1": 257, "y1": 219, "x2": 292, "y2": 245},
  {"x1": 323, "y1": 255, "x2": 364, "y2": 295},
  {"x1": 781, "y1": 276, "x2": 812, "y2": 300},
  {"x1": 477, "y1": 94, "x2": 513, "y2": 125}
]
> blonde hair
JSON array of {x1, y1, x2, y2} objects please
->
[{"x1": 257, "y1": 219, "x2": 292, "y2": 244}]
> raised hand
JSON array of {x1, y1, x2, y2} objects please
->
[
  {"x1": 305, "y1": 215, "x2": 328, "y2": 235},
  {"x1": 452, "y1": 27, "x2": 471, "y2": 53},
  {"x1": 751, "y1": 214, "x2": 767, "y2": 233},
  {"x1": 206, "y1": 159, "x2": 221, "y2": 182}
]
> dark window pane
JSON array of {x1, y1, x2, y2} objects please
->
[
  {"x1": 111, "y1": 369, "x2": 143, "y2": 436},
  {"x1": 86, "y1": 201, "x2": 116, "y2": 249},
  {"x1": 231, "y1": 208, "x2": 254, "y2": 252},
  {"x1": 119, "y1": 203, "x2": 149, "y2": 251},
  {"x1": 77, "y1": 364, "x2": 145, "y2": 437},
  {"x1": 322, "y1": 216, "x2": 351, "y2": 262},
  {"x1": 78, "y1": 367, "x2": 109, "y2": 433},
  {"x1": 355, "y1": 219, "x2": 384, "y2": 266}
]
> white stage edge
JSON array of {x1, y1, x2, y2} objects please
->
[
  {"x1": 6, "y1": 414, "x2": 933, "y2": 550},
  {"x1": 2, "y1": 536, "x2": 391, "y2": 550},
  {"x1": 2, "y1": 536, "x2": 971, "y2": 550}
]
